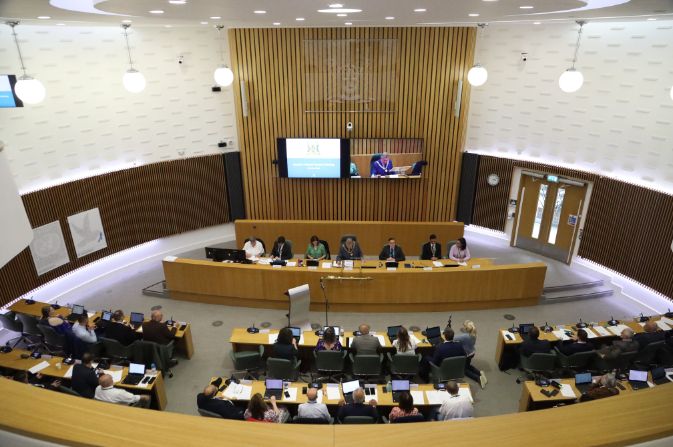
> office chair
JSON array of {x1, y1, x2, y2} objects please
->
[
  {"x1": 0, "y1": 313, "x2": 36, "y2": 349},
  {"x1": 555, "y1": 348, "x2": 596, "y2": 371},
  {"x1": 391, "y1": 414, "x2": 426, "y2": 423},
  {"x1": 349, "y1": 353, "x2": 383, "y2": 382},
  {"x1": 342, "y1": 416, "x2": 376, "y2": 424},
  {"x1": 614, "y1": 350, "x2": 639, "y2": 371},
  {"x1": 101, "y1": 337, "x2": 137, "y2": 365},
  {"x1": 293, "y1": 416, "x2": 333, "y2": 424},
  {"x1": 15, "y1": 314, "x2": 47, "y2": 350},
  {"x1": 37, "y1": 324, "x2": 67, "y2": 356},
  {"x1": 198, "y1": 408, "x2": 224, "y2": 418},
  {"x1": 519, "y1": 352, "x2": 557, "y2": 379},
  {"x1": 58, "y1": 385, "x2": 81, "y2": 397},
  {"x1": 387, "y1": 352, "x2": 421, "y2": 380},
  {"x1": 369, "y1": 153, "x2": 383, "y2": 177},
  {"x1": 229, "y1": 345, "x2": 264, "y2": 380},
  {"x1": 658, "y1": 345, "x2": 673, "y2": 367},
  {"x1": 429, "y1": 356, "x2": 466, "y2": 384},
  {"x1": 319, "y1": 239, "x2": 331, "y2": 260},
  {"x1": 635, "y1": 341, "x2": 665, "y2": 369},
  {"x1": 409, "y1": 160, "x2": 428, "y2": 176},
  {"x1": 313, "y1": 350, "x2": 347, "y2": 383},
  {"x1": 266, "y1": 357, "x2": 301, "y2": 381},
  {"x1": 339, "y1": 234, "x2": 358, "y2": 245},
  {"x1": 135, "y1": 340, "x2": 175, "y2": 378},
  {"x1": 446, "y1": 240, "x2": 457, "y2": 258}
]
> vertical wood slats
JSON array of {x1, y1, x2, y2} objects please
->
[
  {"x1": 472, "y1": 155, "x2": 673, "y2": 300},
  {"x1": 228, "y1": 27, "x2": 475, "y2": 222},
  {"x1": 0, "y1": 155, "x2": 230, "y2": 306}
]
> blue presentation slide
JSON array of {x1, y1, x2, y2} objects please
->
[
  {"x1": 286, "y1": 138, "x2": 341, "y2": 178},
  {"x1": 0, "y1": 76, "x2": 17, "y2": 108}
]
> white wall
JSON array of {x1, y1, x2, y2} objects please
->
[
  {"x1": 0, "y1": 25, "x2": 238, "y2": 193},
  {"x1": 466, "y1": 21, "x2": 673, "y2": 193}
]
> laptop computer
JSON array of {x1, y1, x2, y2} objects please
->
[
  {"x1": 129, "y1": 312, "x2": 144, "y2": 329},
  {"x1": 628, "y1": 370, "x2": 649, "y2": 390},
  {"x1": 574, "y1": 372, "x2": 593, "y2": 394},
  {"x1": 425, "y1": 326, "x2": 442, "y2": 346},
  {"x1": 306, "y1": 259, "x2": 319, "y2": 267},
  {"x1": 392, "y1": 379, "x2": 411, "y2": 403},
  {"x1": 289, "y1": 326, "x2": 302, "y2": 343},
  {"x1": 101, "y1": 311, "x2": 113, "y2": 322},
  {"x1": 519, "y1": 323, "x2": 536, "y2": 338},
  {"x1": 264, "y1": 378, "x2": 284, "y2": 399},
  {"x1": 651, "y1": 367, "x2": 671, "y2": 385},
  {"x1": 387, "y1": 325, "x2": 402, "y2": 343},
  {"x1": 122, "y1": 362, "x2": 146, "y2": 385},
  {"x1": 67, "y1": 304, "x2": 86, "y2": 322},
  {"x1": 342, "y1": 379, "x2": 361, "y2": 404},
  {"x1": 385, "y1": 261, "x2": 399, "y2": 268}
]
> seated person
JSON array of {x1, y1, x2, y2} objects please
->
[
  {"x1": 95, "y1": 374, "x2": 150, "y2": 407},
  {"x1": 392, "y1": 326, "x2": 417, "y2": 355},
  {"x1": 39, "y1": 305, "x2": 71, "y2": 334},
  {"x1": 420, "y1": 326, "x2": 465, "y2": 381},
  {"x1": 378, "y1": 237, "x2": 406, "y2": 262},
  {"x1": 597, "y1": 328, "x2": 639, "y2": 359},
  {"x1": 449, "y1": 237, "x2": 471, "y2": 262},
  {"x1": 337, "y1": 388, "x2": 378, "y2": 422},
  {"x1": 243, "y1": 236, "x2": 265, "y2": 258},
  {"x1": 315, "y1": 326, "x2": 342, "y2": 352},
  {"x1": 142, "y1": 310, "x2": 177, "y2": 345},
  {"x1": 72, "y1": 314, "x2": 97, "y2": 344},
  {"x1": 371, "y1": 152, "x2": 394, "y2": 177},
  {"x1": 336, "y1": 237, "x2": 362, "y2": 261},
  {"x1": 520, "y1": 326, "x2": 551, "y2": 357},
  {"x1": 244, "y1": 394, "x2": 287, "y2": 422},
  {"x1": 634, "y1": 320, "x2": 665, "y2": 349},
  {"x1": 13, "y1": 370, "x2": 61, "y2": 391},
  {"x1": 558, "y1": 329, "x2": 594, "y2": 355},
  {"x1": 388, "y1": 391, "x2": 419, "y2": 422},
  {"x1": 273, "y1": 327, "x2": 298, "y2": 361},
  {"x1": 297, "y1": 388, "x2": 330, "y2": 421},
  {"x1": 585, "y1": 373, "x2": 620, "y2": 400},
  {"x1": 421, "y1": 234, "x2": 441, "y2": 261},
  {"x1": 438, "y1": 381, "x2": 473, "y2": 420},
  {"x1": 197, "y1": 385, "x2": 244, "y2": 420},
  {"x1": 104, "y1": 310, "x2": 140, "y2": 346},
  {"x1": 350, "y1": 324, "x2": 381, "y2": 355},
  {"x1": 270, "y1": 236, "x2": 293, "y2": 260},
  {"x1": 72, "y1": 353, "x2": 100, "y2": 398},
  {"x1": 305, "y1": 235, "x2": 327, "y2": 260}
]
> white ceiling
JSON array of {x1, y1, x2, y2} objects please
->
[{"x1": 1, "y1": 0, "x2": 672, "y2": 27}]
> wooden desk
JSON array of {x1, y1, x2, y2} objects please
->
[
  {"x1": 9, "y1": 299, "x2": 195, "y2": 359},
  {"x1": 164, "y1": 258, "x2": 547, "y2": 312},
  {"x1": 234, "y1": 220, "x2": 464, "y2": 256},
  {"x1": 518, "y1": 379, "x2": 581, "y2": 412},
  {"x1": 0, "y1": 348, "x2": 167, "y2": 410}
]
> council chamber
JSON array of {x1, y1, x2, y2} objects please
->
[{"x1": 0, "y1": 1, "x2": 673, "y2": 446}]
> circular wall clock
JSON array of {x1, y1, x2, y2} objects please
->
[{"x1": 487, "y1": 173, "x2": 500, "y2": 186}]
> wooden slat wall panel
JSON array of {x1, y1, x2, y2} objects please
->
[
  {"x1": 0, "y1": 155, "x2": 230, "y2": 306},
  {"x1": 471, "y1": 155, "x2": 673, "y2": 299},
  {"x1": 229, "y1": 27, "x2": 475, "y2": 222}
]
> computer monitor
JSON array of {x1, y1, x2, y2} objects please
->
[
  {"x1": 392, "y1": 379, "x2": 410, "y2": 392},
  {"x1": 324, "y1": 326, "x2": 341, "y2": 336},
  {"x1": 575, "y1": 373, "x2": 592, "y2": 385},
  {"x1": 387, "y1": 325, "x2": 402, "y2": 338},
  {"x1": 385, "y1": 261, "x2": 399, "y2": 268},
  {"x1": 265, "y1": 378, "x2": 283, "y2": 390},
  {"x1": 342, "y1": 380, "x2": 360, "y2": 394},
  {"x1": 306, "y1": 259, "x2": 319, "y2": 267},
  {"x1": 206, "y1": 247, "x2": 247, "y2": 263},
  {"x1": 425, "y1": 326, "x2": 441, "y2": 339},
  {"x1": 101, "y1": 311, "x2": 113, "y2": 322},
  {"x1": 71, "y1": 304, "x2": 85, "y2": 316},
  {"x1": 519, "y1": 323, "x2": 535, "y2": 335},
  {"x1": 130, "y1": 312, "x2": 144, "y2": 325},
  {"x1": 629, "y1": 370, "x2": 647, "y2": 382},
  {"x1": 289, "y1": 327, "x2": 301, "y2": 338},
  {"x1": 128, "y1": 363, "x2": 145, "y2": 375}
]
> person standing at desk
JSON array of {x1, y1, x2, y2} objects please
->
[
  {"x1": 270, "y1": 236, "x2": 293, "y2": 260},
  {"x1": 243, "y1": 237, "x2": 264, "y2": 258},
  {"x1": 336, "y1": 237, "x2": 362, "y2": 261},
  {"x1": 305, "y1": 235, "x2": 327, "y2": 260},
  {"x1": 448, "y1": 237, "x2": 471, "y2": 262},
  {"x1": 420, "y1": 234, "x2": 441, "y2": 261},
  {"x1": 379, "y1": 237, "x2": 406, "y2": 262},
  {"x1": 371, "y1": 152, "x2": 394, "y2": 177}
]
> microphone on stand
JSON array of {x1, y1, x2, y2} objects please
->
[{"x1": 247, "y1": 323, "x2": 259, "y2": 334}]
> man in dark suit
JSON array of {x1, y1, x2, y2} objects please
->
[
  {"x1": 142, "y1": 310, "x2": 177, "y2": 345},
  {"x1": 634, "y1": 321, "x2": 665, "y2": 350},
  {"x1": 337, "y1": 388, "x2": 378, "y2": 422},
  {"x1": 520, "y1": 326, "x2": 551, "y2": 357},
  {"x1": 378, "y1": 237, "x2": 406, "y2": 262},
  {"x1": 104, "y1": 310, "x2": 140, "y2": 346},
  {"x1": 270, "y1": 236, "x2": 293, "y2": 260},
  {"x1": 558, "y1": 329, "x2": 594, "y2": 356},
  {"x1": 350, "y1": 324, "x2": 382, "y2": 355},
  {"x1": 72, "y1": 353, "x2": 100, "y2": 398},
  {"x1": 420, "y1": 327, "x2": 465, "y2": 381},
  {"x1": 197, "y1": 385, "x2": 244, "y2": 420},
  {"x1": 420, "y1": 234, "x2": 442, "y2": 261}
]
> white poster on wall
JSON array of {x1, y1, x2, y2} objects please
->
[
  {"x1": 29, "y1": 221, "x2": 70, "y2": 275},
  {"x1": 67, "y1": 208, "x2": 107, "y2": 258},
  {"x1": 0, "y1": 144, "x2": 33, "y2": 268}
]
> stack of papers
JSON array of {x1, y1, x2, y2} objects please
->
[
  {"x1": 282, "y1": 388, "x2": 298, "y2": 402},
  {"x1": 28, "y1": 361, "x2": 51, "y2": 374},
  {"x1": 660, "y1": 317, "x2": 673, "y2": 326},
  {"x1": 222, "y1": 383, "x2": 252, "y2": 400},
  {"x1": 325, "y1": 384, "x2": 341, "y2": 401},
  {"x1": 656, "y1": 320, "x2": 672, "y2": 331},
  {"x1": 432, "y1": 261, "x2": 443, "y2": 267},
  {"x1": 559, "y1": 384, "x2": 576, "y2": 398},
  {"x1": 607, "y1": 324, "x2": 630, "y2": 336},
  {"x1": 593, "y1": 326, "x2": 612, "y2": 337},
  {"x1": 410, "y1": 390, "x2": 425, "y2": 405},
  {"x1": 285, "y1": 261, "x2": 297, "y2": 267},
  {"x1": 374, "y1": 335, "x2": 386, "y2": 346},
  {"x1": 552, "y1": 330, "x2": 571, "y2": 341},
  {"x1": 409, "y1": 334, "x2": 422, "y2": 345},
  {"x1": 103, "y1": 369, "x2": 123, "y2": 383},
  {"x1": 458, "y1": 387, "x2": 474, "y2": 403},
  {"x1": 425, "y1": 390, "x2": 448, "y2": 405},
  {"x1": 322, "y1": 262, "x2": 332, "y2": 269},
  {"x1": 583, "y1": 328, "x2": 598, "y2": 338},
  {"x1": 64, "y1": 365, "x2": 74, "y2": 379},
  {"x1": 257, "y1": 258, "x2": 271, "y2": 265}
]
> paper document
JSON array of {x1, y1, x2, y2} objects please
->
[
  {"x1": 552, "y1": 330, "x2": 571, "y2": 341},
  {"x1": 286, "y1": 261, "x2": 297, "y2": 267},
  {"x1": 423, "y1": 267, "x2": 433, "y2": 271},
  {"x1": 374, "y1": 335, "x2": 386, "y2": 346},
  {"x1": 28, "y1": 361, "x2": 51, "y2": 374},
  {"x1": 425, "y1": 390, "x2": 449, "y2": 405},
  {"x1": 223, "y1": 383, "x2": 253, "y2": 400},
  {"x1": 655, "y1": 320, "x2": 672, "y2": 331},
  {"x1": 458, "y1": 386, "x2": 474, "y2": 403},
  {"x1": 364, "y1": 387, "x2": 378, "y2": 403},
  {"x1": 410, "y1": 390, "x2": 425, "y2": 405},
  {"x1": 409, "y1": 334, "x2": 422, "y2": 345},
  {"x1": 325, "y1": 384, "x2": 341, "y2": 401},
  {"x1": 298, "y1": 334, "x2": 305, "y2": 345},
  {"x1": 593, "y1": 326, "x2": 612, "y2": 337},
  {"x1": 432, "y1": 261, "x2": 443, "y2": 267},
  {"x1": 268, "y1": 333, "x2": 279, "y2": 344},
  {"x1": 272, "y1": 264, "x2": 282, "y2": 269},
  {"x1": 660, "y1": 317, "x2": 673, "y2": 326},
  {"x1": 607, "y1": 324, "x2": 630, "y2": 336},
  {"x1": 257, "y1": 258, "x2": 271, "y2": 265},
  {"x1": 583, "y1": 328, "x2": 598, "y2": 338},
  {"x1": 163, "y1": 256, "x2": 177, "y2": 262},
  {"x1": 136, "y1": 374, "x2": 157, "y2": 389},
  {"x1": 104, "y1": 369, "x2": 123, "y2": 383},
  {"x1": 283, "y1": 387, "x2": 298, "y2": 402},
  {"x1": 64, "y1": 365, "x2": 74, "y2": 379},
  {"x1": 559, "y1": 384, "x2": 576, "y2": 398},
  {"x1": 501, "y1": 330, "x2": 517, "y2": 342},
  {"x1": 344, "y1": 260, "x2": 354, "y2": 268},
  {"x1": 322, "y1": 262, "x2": 332, "y2": 269}
]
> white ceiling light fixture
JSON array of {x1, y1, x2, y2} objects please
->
[
  {"x1": 318, "y1": 8, "x2": 362, "y2": 14},
  {"x1": 345, "y1": 22, "x2": 352, "y2": 25},
  {"x1": 121, "y1": 24, "x2": 146, "y2": 93},
  {"x1": 169, "y1": 1, "x2": 187, "y2": 4},
  {"x1": 6, "y1": 21, "x2": 46, "y2": 105},
  {"x1": 213, "y1": 24, "x2": 234, "y2": 87},
  {"x1": 296, "y1": 17, "x2": 305, "y2": 21},
  {"x1": 558, "y1": 20, "x2": 586, "y2": 93},
  {"x1": 329, "y1": 3, "x2": 344, "y2": 7},
  {"x1": 254, "y1": 10, "x2": 266, "y2": 14},
  {"x1": 149, "y1": 10, "x2": 164, "y2": 14},
  {"x1": 414, "y1": 9, "x2": 427, "y2": 13},
  {"x1": 210, "y1": 16, "x2": 221, "y2": 19},
  {"x1": 467, "y1": 23, "x2": 488, "y2": 87},
  {"x1": 37, "y1": 16, "x2": 51, "y2": 20},
  {"x1": 469, "y1": 13, "x2": 480, "y2": 17}
]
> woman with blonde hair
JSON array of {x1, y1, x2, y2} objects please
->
[{"x1": 454, "y1": 320, "x2": 487, "y2": 389}]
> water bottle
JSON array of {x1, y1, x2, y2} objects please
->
[{"x1": 150, "y1": 363, "x2": 156, "y2": 374}]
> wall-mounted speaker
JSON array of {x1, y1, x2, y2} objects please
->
[
  {"x1": 240, "y1": 80, "x2": 249, "y2": 118},
  {"x1": 456, "y1": 152, "x2": 480, "y2": 225},
  {"x1": 223, "y1": 152, "x2": 246, "y2": 220}
]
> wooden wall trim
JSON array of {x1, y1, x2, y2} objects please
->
[{"x1": 0, "y1": 155, "x2": 230, "y2": 307}]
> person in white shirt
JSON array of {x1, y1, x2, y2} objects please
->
[
  {"x1": 297, "y1": 388, "x2": 330, "y2": 421},
  {"x1": 437, "y1": 381, "x2": 473, "y2": 420},
  {"x1": 72, "y1": 314, "x2": 97, "y2": 344},
  {"x1": 94, "y1": 374, "x2": 150, "y2": 407},
  {"x1": 243, "y1": 237, "x2": 265, "y2": 258},
  {"x1": 392, "y1": 326, "x2": 417, "y2": 355},
  {"x1": 448, "y1": 237, "x2": 471, "y2": 262}
]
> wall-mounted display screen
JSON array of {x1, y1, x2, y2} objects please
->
[
  {"x1": 349, "y1": 138, "x2": 425, "y2": 178},
  {"x1": 277, "y1": 138, "x2": 350, "y2": 178},
  {"x1": 0, "y1": 75, "x2": 23, "y2": 108}
]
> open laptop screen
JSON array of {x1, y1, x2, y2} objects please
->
[
  {"x1": 71, "y1": 304, "x2": 85, "y2": 316},
  {"x1": 519, "y1": 323, "x2": 535, "y2": 335},
  {"x1": 425, "y1": 326, "x2": 441, "y2": 339},
  {"x1": 387, "y1": 326, "x2": 401, "y2": 338},
  {"x1": 289, "y1": 327, "x2": 301, "y2": 338},
  {"x1": 575, "y1": 373, "x2": 592, "y2": 385},
  {"x1": 128, "y1": 363, "x2": 145, "y2": 375},
  {"x1": 130, "y1": 312, "x2": 144, "y2": 324},
  {"x1": 342, "y1": 380, "x2": 360, "y2": 394},
  {"x1": 392, "y1": 380, "x2": 410, "y2": 392},
  {"x1": 265, "y1": 378, "x2": 283, "y2": 390},
  {"x1": 629, "y1": 370, "x2": 648, "y2": 382},
  {"x1": 101, "y1": 311, "x2": 113, "y2": 321}
]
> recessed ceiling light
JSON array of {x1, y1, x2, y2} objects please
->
[
  {"x1": 318, "y1": 8, "x2": 362, "y2": 13},
  {"x1": 164, "y1": 25, "x2": 172, "y2": 28},
  {"x1": 533, "y1": 21, "x2": 541, "y2": 25},
  {"x1": 469, "y1": 13, "x2": 480, "y2": 17},
  {"x1": 647, "y1": 17, "x2": 656, "y2": 21},
  {"x1": 273, "y1": 22, "x2": 281, "y2": 25},
  {"x1": 200, "y1": 21, "x2": 208, "y2": 24},
  {"x1": 37, "y1": 16, "x2": 51, "y2": 19},
  {"x1": 149, "y1": 10, "x2": 164, "y2": 14},
  {"x1": 210, "y1": 16, "x2": 221, "y2": 19},
  {"x1": 122, "y1": 19, "x2": 132, "y2": 23},
  {"x1": 254, "y1": 10, "x2": 266, "y2": 14},
  {"x1": 337, "y1": 13, "x2": 347, "y2": 17},
  {"x1": 519, "y1": 6, "x2": 534, "y2": 9},
  {"x1": 296, "y1": 17, "x2": 305, "y2": 21},
  {"x1": 385, "y1": 16, "x2": 395, "y2": 20},
  {"x1": 330, "y1": 3, "x2": 344, "y2": 7},
  {"x1": 169, "y1": 0, "x2": 187, "y2": 4},
  {"x1": 414, "y1": 8, "x2": 427, "y2": 13},
  {"x1": 345, "y1": 22, "x2": 352, "y2": 26},
  {"x1": 56, "y1": 23, "x2": 65, "y2": 26}
]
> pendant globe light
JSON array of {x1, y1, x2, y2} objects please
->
[
  {"x1": 6, "y1": 21, "x2": 46, "y2": 104},
  {"x1": 213, "y1": 25, "x2": 234, "y2": 87},
  {"x1": 559, "y1": 21, "x2": 586, "y2": 93},
  {"x1": 121, "y1": 24, "x2": 146, "y2": 93},
  {"x1": 467, "y1": 23, "x2": 488, "y2": 87}
]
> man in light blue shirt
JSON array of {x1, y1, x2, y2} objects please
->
[
  {"x1": 297, "y1": 388, "x2": 330, "y2": 421},
  {"x1": 72, "y1": 314, "x2": 97, "y2": 344}
]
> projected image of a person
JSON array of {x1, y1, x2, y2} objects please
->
[{"x1": 372, "y1": 152, "x2": 394, "y2": 177}]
